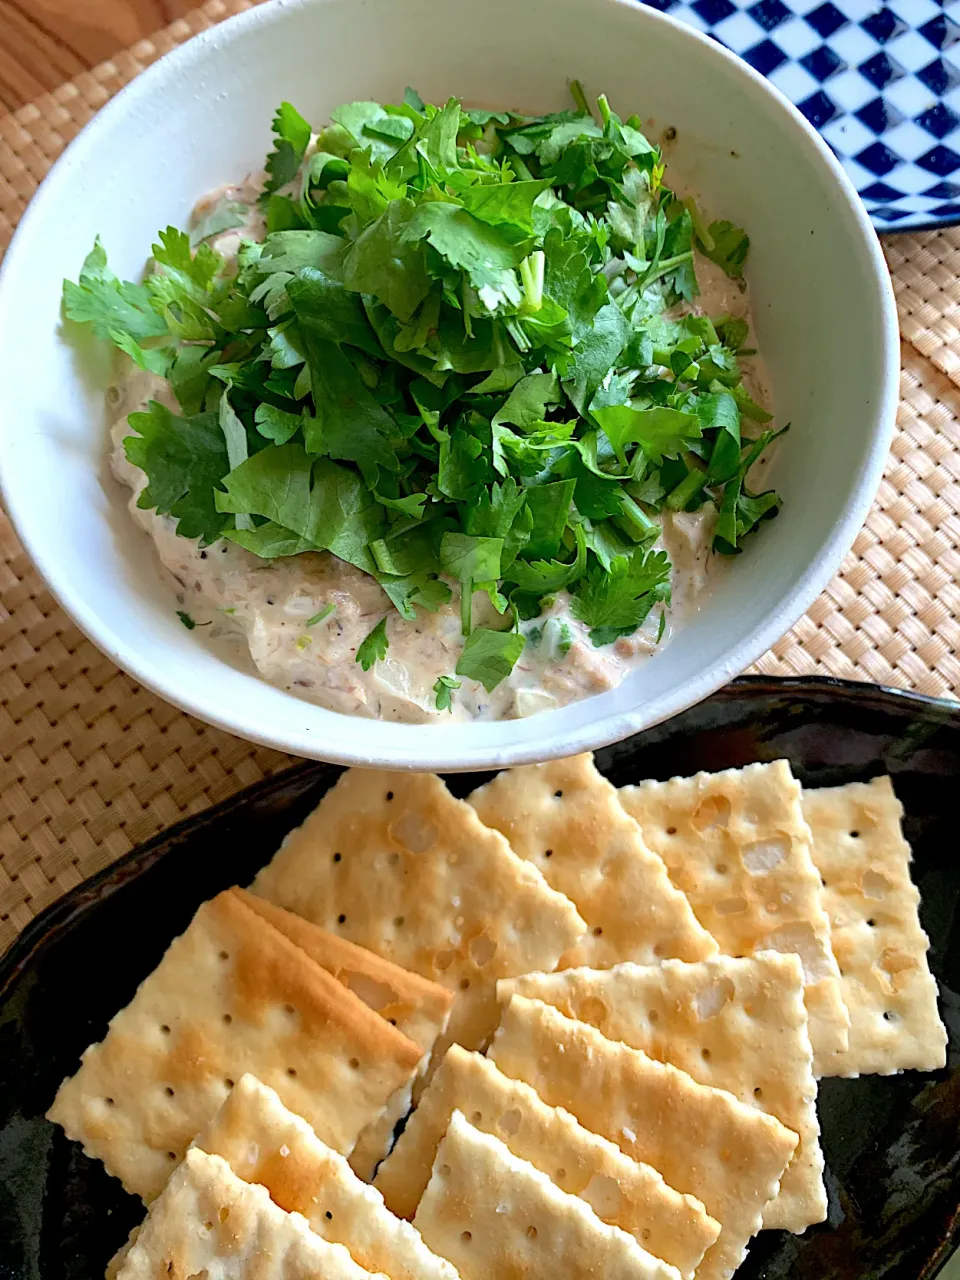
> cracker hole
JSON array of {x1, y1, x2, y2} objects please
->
[
  {"x1": 642, "y1": 1229, "x2": 651, "y2": 1241},
  {"x1": 554, "y1": 790, "x2": 563, "y2": 798},
  {"x1": 716, "y1": 863, "x2": 728, "y2": 874},
  {"x1": 224, "y1": 1078, "x2": 235, "y2": 1088},
  {"x1": 167, "y1": 1151, "x2": 177, "y2": 1161},
  {"x1": 440, "y1": 1164, "x2": 451, "y2": 1177},
  {"x1": 386, "y1": 791, "x2": 394, "y2": 801},
  {"x1": 666, "y1": 826, "x2": 677, "y2": 835},
  {"x1": 219, "y1": 951, "x2": 229, "y2": 961},
  {"x1": 219, "y1": 1207, "x2": 230, "y2": 1224},
  {"x1": 556, "y1": 1167, "x2": 567, "y2": 1180},
  {"x1": 866, "y1": 919, "x2": 875, "y2": 928},
  {"x1": 203, "y1": 1222, "x2": 213, "y2": 1232},
  {"x1": 349, "y1": 1058, "x2": 360, "y2": 1069},
  {"x1": 160, "y1": 1024, "x2": 171, "y2": 1035},
  {"x1": 526, "y1": 1225, "x2": 538, "y2": 1241},
  {"x1": 105, "y1": 1097, "x2": 115, "y2": 1106},
  {"x1": 394, "y1": 916, "x2": 405, "y2": 927},
  {"x1": 333, "y1": 853, "x2": 342, "y2": 862},
  {"x1": 850, "y1": 830, "x2": 860, "y2": 838},
  {"x1": 754, "y1": 1087, "x2": 763, "y2": 1098},
  {"x1": 283, "y1": 1004, "x2": 295, "y2": 1015},
  {"x1": 325, "y1": 1211, "x2": 333, "y2": 1221},
  {"x1": 287, "y1": 1067, "x2": 298, "y2": 1078},
  {"x1": 544, "y1": 849, "x2": 553, "y2": 858},
  {"x1": 165, "y1": 1087, "x2": 175, "y2": 1098},
  {"x1": 338, "y1": 914, "x2": 347, "y2": 924},
  {"x1": 388, "y1": 852, "x2": 400, "y2": 866},
  {"x1": 461, "y1": 1232, "x2": 472, "y2": 1244},
  {"x1": 471, "y1": 1110, "x2": 483, "y2": 1124},
  {"x1": 648, "y1": 1010, "x2": 659, "y2": 1024},
  {"x1": 701, "y1": 1048, "x2": 711, "y2": 1060},
  {"x1": 222, "y1": 1014, "x2": 232, "y2": 1025},
  {"x1": 498, "y1": 1108, "x2": 522, "y2": 1137},
  {"x1": 460, "y1": 978, "x2": 471, "y2": 990},
  {"x1": 883, "y1": 1010, "x2": 896, "y2": 1022},
  {"x1": 592, "y1": 926, "x2": 603, "y2": 937}
]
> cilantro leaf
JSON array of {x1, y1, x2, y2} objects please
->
[
  {"x1": 177, "y1": 610, "x2": 197, "y2": 629},
  {"x1": 458, "y1": 180, "x2": 553, "y2": 231},
  {"x1": 287, "y1": 267, "x2": 385, "y2": 356},
  {"x1": 697, "y1": 219, "x2": 750, "y2": 280},
  {"x1": 491, "y1": 370, "x2": 562, "y2": 430},
  {"x1": 439, "y1": 533, "x2": 503, "y2": 582},
  {"x1": 254, "y1": 403, "x2": 303, "y2": 445},
  {"x1": 455, "y1": 627, "x2": 526, "y2": 691},
  {"x1": 343, "y1": 200, "x2": 434, "y2": 323},
  {"x1": 263, "y1": 102, "x2": 313, "y2": 197},
  {"x1": 572, "y1": 548, "x2": 671, "y2": 646},
  {"x1": 299, "y1": 333, "x2": 401, "y2": 485},
  {"x1": 592, "y1": 404, "x2": 702, "y2": 466},
  {"x1": 63, "y1": 239, "x2": 168, "y2": 344},
  {"x1": 434, "y1": 674, "x2": 461, "y2": 711},
  {"x1": 125, "y1": 402, "x2": 229, "y2": 545},
  {"x1": 356, "y1": 617, "x2": 389, "y2": 670}
]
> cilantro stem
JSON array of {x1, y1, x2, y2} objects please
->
[
  {"x1": 597, "y1": 94, "x2": 612, "y2": 128},
  {"x1": 519, "y1": 251, "x2": 545, "y2": 314},
  {"x1": 643, "y1": 251, "x2": 695, "y2": 286},
  {"x1": 666, "y1": 459, "x2": 706, "y2": 511},
  {"x1": 461, "y1": 577, "x2": 474, "y2": 637},
  {"x1": 306, "y1": 603, "x2": 336, "y2": 627},
  {"x1": 509, "y1": 155, "x2": 536, "y2": 182},
  {"x1": 569, "y1": 79, "x2": 591, "y2": 118}
]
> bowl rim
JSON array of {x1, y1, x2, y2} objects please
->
[{"x1": 0, "y1": 0, "x2": 900, "y2": 770}]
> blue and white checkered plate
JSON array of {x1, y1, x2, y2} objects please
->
[{"x1": 645, "y1": 0, "x2": 960, "y2": 231}]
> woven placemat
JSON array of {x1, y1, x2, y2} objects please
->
[{"x1": 1, "y1": 0, "x2": 959, "y2": 953}]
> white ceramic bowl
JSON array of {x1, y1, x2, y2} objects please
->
[{"x1": 0, "y1": 0, "x2": 898, "y2": 770}]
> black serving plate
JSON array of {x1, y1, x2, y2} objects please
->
[{"x1": 2, "y1": 676, "x2": 959, "y2": 1280}]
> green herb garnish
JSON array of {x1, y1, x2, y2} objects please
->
[
  {"x1": 433, "y1": 674, "x2": 462, "y2": 711},
  {"x1": 306, "y1": 603, "x2": 336, "y2": 627},
  {"x1": 356, "y1": 617, "x2": 389, "y2": 670},
  {"x1": 65, "y1": 84, "x2": 782, "y2": 693}
]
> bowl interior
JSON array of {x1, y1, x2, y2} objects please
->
[{"x1": 0, "y1": 0, "x2": 897, "y2": 768}]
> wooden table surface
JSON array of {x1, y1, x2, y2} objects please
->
[{"x1": 0, "y1": 0, "x2": 198, "y2": 111}]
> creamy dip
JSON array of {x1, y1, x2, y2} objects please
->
[{"x1": 109, "y1": 179, "x2": 773, "y2": 724}]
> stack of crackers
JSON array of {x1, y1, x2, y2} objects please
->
[{"x1": 47, "y1": 756, "x2": 947, "y2": 1280}]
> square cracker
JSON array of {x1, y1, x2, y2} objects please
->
[
  {"x1": 490, "y1": 996, "x2": 798, "y2": 1280},
  {"x1": 500, "y1": 955, "x2": 824, "y2": 1233},
  {"x1": 802, "y1": 776, "x2": 947, "y2": 1077},
  {"x1": 414, "y1": 1111, "x2": 680, "y2": 1280},
  {"x1": 196, "y1": 1074, "x2": 458, "y2": 1279},
  {"x1": 468, "y1": 755, "x2": 716, "y2": 968},
  {"x1": 115, "y1": 1148, "x2": 382, "y2": 1280},
  {"x1": 619, "y1": 760, "x2": 849, "y2": 1067},
  {"x1": 47, "y1": 890, "x2": 421, "y2": 1202},
  {"x1": 252, "y1": 769, "x2": 585, "y2": 1063},
  {"x1": 233, "y1": 888, "x2": 454, "y2": 1176},
  {"x1": 374, "y1": 1045, "x2": 719, "y2": 1280}
]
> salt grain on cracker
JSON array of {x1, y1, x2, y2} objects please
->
[
  {"x1": 252, "y1": 769, "x2": 585, "y2": 1064},
  {"x1": 619, "y1": 760, "x2": 849, "y2": 1067},
  {"x1": 803, "y1": 776, "x2": 947, "y2": 1077},
  {"x1": 375, "y1": 1045, "x2": 719, "y2": 1279},
  {"x1": 468, "y1": 754, "x2": 716, "y2": 968},
  {"x1": 47, "y1": 890, "x2": 421, "y2": 1201},
  {"x1": 500, "y1": 954, "x2": 825, "y2": 1232},
  {"x1": 489, "y1": 995, "x2": 798, "y2": 1280},
  {"x1": 414, "y1": 1111, "x2": 680, "y2": 1280}
]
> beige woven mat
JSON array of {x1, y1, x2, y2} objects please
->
[{"x1": 1, "y1": 0, "x2": 959, "y2": 952}]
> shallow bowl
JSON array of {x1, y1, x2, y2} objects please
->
[{"x1": 0, "y1": 0, "x2": 899, "y2": 768}]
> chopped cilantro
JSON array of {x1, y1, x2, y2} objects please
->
[
  {"x1": 176, "y1": 610, "x2": 196, "y2": 630},
  {"x1": 306, "y1": 604, "x2": 336, "y2": 627},
  {"x1": 433, "y1": 674, "x2": 461, "y2": 712},
  {"x1": 356, "y1": 617, "x2": 389, "y2": 670},
  {"x1": 63, "y1": 83, "x2": 783, "y2": 692},
  {"x1": 456, "y1": 628, "x2": 526, "y2": 692}
]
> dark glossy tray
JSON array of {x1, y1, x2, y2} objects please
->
[{"x1": 1, "y1": 676, "x2": 959, "y2": 1280}]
